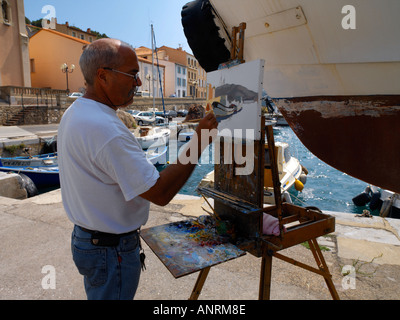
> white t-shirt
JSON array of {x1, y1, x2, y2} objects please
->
[{"x1": 58, "y1": 98, "x2": 160, "y2": 234}]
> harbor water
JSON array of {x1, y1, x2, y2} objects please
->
[
  {"x1": 39, "y1": 126, "x2": 369, "y2": 215},
  {"x1": 170, "y1": 126, "x2": 369, "y2": 215}
]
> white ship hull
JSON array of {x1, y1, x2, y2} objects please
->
[{"x1": 183, "y1": 0, "x2": 400, "y2": 193}]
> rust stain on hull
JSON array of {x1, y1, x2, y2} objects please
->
[{"x1": 274, "y1": 95, "x2": 400, "y2": 193}]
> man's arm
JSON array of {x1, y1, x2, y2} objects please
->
[{"x1": 139, "y1": 112, "x2": 218, "y2": 206}]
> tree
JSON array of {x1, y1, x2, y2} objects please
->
[
  {"x1": 25, "y1": 17, "x2": 43, "y2": 28},
  {"x1": 91, "y1": 30, "x2": 108, "y2": 39}
]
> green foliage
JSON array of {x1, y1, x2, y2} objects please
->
[
  {"x1": 3, "y1": 143, "x2": 26, "y2": 156},
  {"x1": 301, "y1": 241, "x2": 331, "y2": 252},
  {"x1": 25, "y1": 17, "x2": 109, "y2": 39},
  {"x1": 29, "y1": 18, "x2": 43, "y2": 28},
  {"x1": 91, "y1": 30, "x2": 109, "y2": 39}
]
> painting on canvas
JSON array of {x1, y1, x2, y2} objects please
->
[{"x1": 206, "y1": 59, "x2": 264, "y2": 140}]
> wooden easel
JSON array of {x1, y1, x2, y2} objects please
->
[
  {"x1": 190, "y1": 23, "x2": 339, "y2": 299},
  {"x1": 193, "y1": 124, "x2": 340, "y2": 300}
]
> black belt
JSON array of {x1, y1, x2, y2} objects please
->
[{"x1": 79, "y1": 226, "x2": 139, "y2": 247}]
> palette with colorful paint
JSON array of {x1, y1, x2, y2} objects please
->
[{"x1": 140, "y1": 216, "x2": 245, "y2": 278}]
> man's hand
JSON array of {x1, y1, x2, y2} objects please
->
[
  {"x1": 198, "y1": 111, "x2": 218, "y2": 130},
  {"x1": 196, "y1": 112, "x2": 219, "y2": 147}
]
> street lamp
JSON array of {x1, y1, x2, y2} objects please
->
[
  {"x1": 191, "y1": 80, "x2": 198, "y2": 99},
  {"x1": 61, "y1": 63, "x2": 75, "y2": 95}
]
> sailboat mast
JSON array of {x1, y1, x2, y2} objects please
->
[{"x1": 151, "y1": 24, "x2": 155, "y2": 111}]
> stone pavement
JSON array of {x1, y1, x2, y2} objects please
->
[{"x1": 0, "y1": 190, "x2": 399, "y2": 300}]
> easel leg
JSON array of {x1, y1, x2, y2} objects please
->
[
  {"x1": 259, "y1": 249, "x2": 273, "y2": 300},
  {"x1": 189, "y1": 267, "x2": 211, "y2": 300},
  {"x1": 308, "y1": 239, "x2": 340, "y2": 300}
]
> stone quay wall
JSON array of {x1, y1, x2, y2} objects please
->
[{"x1": 1, "y1": 86, "x2": 205, "y2": 126}]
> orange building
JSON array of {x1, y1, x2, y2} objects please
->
[
  {"x1": 0, "y1": 0, "x2": 31, "y2": 87},
  {"x1": 29, "y1": 28, "x2": 89, "y2": 93}
]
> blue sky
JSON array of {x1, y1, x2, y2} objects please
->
[{"x1": 24, "y1": 0, "x2": 193, "y2": 53}]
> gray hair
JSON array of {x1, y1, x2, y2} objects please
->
[{"x1": 79, "y1": 39, "x2": 134, "y2": 86}]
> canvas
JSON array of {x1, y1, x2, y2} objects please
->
[{"x1": 206, "y1": 59, "x2": 265, "y2": 140}]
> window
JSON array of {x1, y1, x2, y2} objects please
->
[
  {"x1": 80, "y1": 34, "x2": 84, "y2": 40},
  {"x1": 284, "y1": 147, "x2": 292, "y2": 163},
  {"x1": 30, "y1": 59, "x2": 35, "y2": 73},
  {"x1": 1, "y1": 0, "x2": 10, "y2": 24},
  {"x1": 72, "y1": 31, "x2": 76, "y2": 37},
  {"x1": 89, "y1": 37, "x2": 93, "y2": 42}
]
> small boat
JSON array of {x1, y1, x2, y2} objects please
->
[
  {"x1": 0, "y1": 153, "x2": 57, "y2": 167},
  {"x1": 0, "y1": 166, "x2": 59, "y2": 188},
  {"x1": 134, "y1": 126, "x2": 170, "y2": 150},
  {"x1": 211, "y1": 100, "x2": 242, "y2": 118},
  {"x1": 199, "y1": 141, "x2": 308, "y2": 204},
  {"x1": 353, "y1": 185, "x2": 400, "y2": 219},
  {"x1": 263, "y1": 96, "x2": 288, "y2": 127},
  {"x1": 146, "y1": 145, "x2": 168, "y2": 167},
  {"x1": 264, "y1": 118, "x2": 277, "y2": 127},
  {"x1": 178, "y1": 129, "x2": 195, "y2": 142}
]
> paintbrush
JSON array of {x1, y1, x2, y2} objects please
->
[{"x1": 201, "y1": 195, "x2": 221, "y2": 221}]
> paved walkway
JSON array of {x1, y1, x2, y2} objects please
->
[
  {"x1": 0, "y1": 190, "x2": 399, "y2": 300},
  {"x1": 1, "y1": 124, "x2": 399, "y2": 300},
  {"x1": 0, "y1": 126, "x2": 37, "y2": 140}
]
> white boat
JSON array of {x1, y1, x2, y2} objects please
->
[
  {"x1": 275, "y1": 114, "x2": 289, "y2": 126},
  {"x1": 182, "y1": 0, "x2": 400, "y2": 194},
  {"x1": 178, "y1": 129, "x2": 195, "y2": 142},
  {"x1": 146, "y1": 145, "x2": 168, "y2": 167},
  {"x1": 199, "y1": 141, "x2": 308, "y2": 204},
  {"x1": 265, "y1": 118, "x2": 277, "y2": 127},
  {"x1": 134, "y1": 126, "x2": 170, "y2": 150},
  {"x1": 209, "y1": 94, "x2": 243, "y2": 120}
]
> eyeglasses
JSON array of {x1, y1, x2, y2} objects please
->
[{"x1": 103, "y1": 67, "x2": 140, "y2": 83}]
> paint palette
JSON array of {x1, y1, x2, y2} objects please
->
[{"x1": 140, "y1": 218, "x2": 245, "y2": 278}]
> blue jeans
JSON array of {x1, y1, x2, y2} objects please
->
[{"x1": 71, "y1": 225, "x2": 142, "y2": 300}]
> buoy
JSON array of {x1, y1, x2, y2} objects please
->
[
  {"x1": 19, "y1": 173, "x2": 39, "y2": 198},
  {"x1": 299, "y1": 173, "x2": 307, "y2": 185},
  {"x1": 301, "y1": 165, "x2": 308, "y2": 175},
  {"x1": 294, "y1": 179, "x2": 304, "y2": 192}
]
